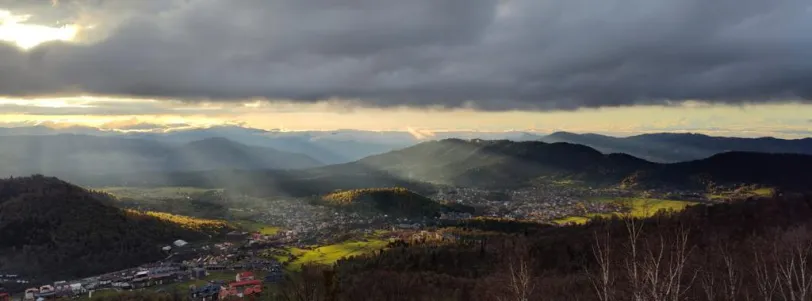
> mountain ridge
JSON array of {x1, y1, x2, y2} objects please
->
[
  {"x1": 0, "y1": 134, "x2": 323, "y2": 177},
  {"x1": 541, "y1": 131, "x2": 812, "y2": 162},
  {"x1": 343, "y1": 139, "x2": 812, "y2": 191}
]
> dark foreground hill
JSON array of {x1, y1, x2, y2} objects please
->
[
  {"x1": 542, "y1": 131, "x2": 812, "y2": 163},
  {"x1": 0, "y1": 135, "x2": 322, "y2": 178},
  {"x1": 264, "y1": 194, "x2": 812, "y2": 301},
  {"x1": 0, "y1": 175, "x2": 231, "y2": 286}
]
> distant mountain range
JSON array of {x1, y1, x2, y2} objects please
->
[
  {"x1": 0, "y1": 134, "x2": 322, "y2": 177},
  {"x1": 3, "y1": 124, "x2": 812, "y2": 192},
  {"x1": 541, "y1": 132, "x2": 812, "y2": 163},
  {"x1": 0, "y1": 125, "x2": 414, "y2": 164},
  {"x1": 3, "y1": 125, "x2": 812, "y2": 164},
  {"x1": 75, "y1": 138, "x2": 812, "y2": 194}
]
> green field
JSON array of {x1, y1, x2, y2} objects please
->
[
  {"x1": 552, "y1": 216, "x2": 591, "y2": 225},
  {"x1": 553, "y1": 197, "x2": 698, "y2": 225},
  {"x1": 261, "y1": 232, "x2": 392, "y2": 271},
  {"x1": 234, "y1": 220, "x2": 282, "y2": 235},
  {"x1": 286, "y1": 239, "x2": 389, "y2": 270},
  {"x1": 708, "y1": 187, "x2": 774, "y2": 201}
]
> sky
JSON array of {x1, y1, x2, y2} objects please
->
[{"x1": 0, "y1": 0, "x2": 811, "y2": 138}]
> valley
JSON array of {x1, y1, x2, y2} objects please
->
[
  {"x1": 0, "y1": 137, "x2": 809, "y2": 301},
  {"x1": 2, "y1": 2, "x2": 810, "y2": 299}
]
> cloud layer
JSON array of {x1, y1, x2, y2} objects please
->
[{"x1": 1, "y1": 0, "x2": 811, "y2": 110}]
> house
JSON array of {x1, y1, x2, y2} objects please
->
[
  {"x1": 236, "y1": 271, "x2": 254, "y2": 282},
  {"x1": 69, "y1": 283, "x2": 85, "y2": 295},
  {"x1": 219, "y1": 280, "x2": 262, "y2": 300},
  {"x1": 191, "y1": 268, "x2": 207, "y2": 279},
  {"x1": 190, "y1": 283, "x2": 221, "y2": 301},
  {"x1": 24, "y1": 288, "x2": 38, "y2": 301},
  {"x1": 132, "y1": 270, "x2": 149, "y2": 286}
]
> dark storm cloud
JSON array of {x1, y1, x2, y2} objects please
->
[{"x1": 1, "y1": 0, "x2": 811, "y2": 110}]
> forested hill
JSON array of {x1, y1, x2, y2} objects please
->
[
  {"x1": 623, "y1": 152, "x2": 812, "y2": 190},
  {"x1": 342, "y1": 139, "x2": 652, "y2": 188},
  {"x1": 342, "y1": 139, "x2": 812, "y2": 190},
  {"x1": 319, "y1": 188, "x2": 471, "y2": 217},
  {"x1": 0, "y1": 175, "x2": 231, "y2": 285}
]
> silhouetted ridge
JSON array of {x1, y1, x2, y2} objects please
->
[{"x1": 541, "y1": 132, "x2": 812, "y2": 163}]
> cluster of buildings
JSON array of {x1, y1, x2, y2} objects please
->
[
  {"x1": 11, "y1": 233, "x2": 286, "y2": 301},
  {"x1": 433, "y1": 186, "x2": 634, "y2": 222}
]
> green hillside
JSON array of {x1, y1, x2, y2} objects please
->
[
  {"x1": 349, "y1": 139, "x2": 652, "y2": 188},
  {"x1": 553, "y1": 197, "x2": 698, "y2": 225},
  {"x1": 320, "y1": 187, "x2": 453, "y2": 217},
  {"x1": 350, "y1": 139, "x2": 812, "y2": 191}
]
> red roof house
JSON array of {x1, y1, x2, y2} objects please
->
[{"x1": 236, "y1": 271, "x2": 254, "y2": 282}]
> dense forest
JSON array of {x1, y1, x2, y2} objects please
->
[
  {"x1": 0, "y1": 176, "x2": 229, "y2": 289},
  {"x1": 318, "y1": 188, "x2": 467, "y2": 217},
  {"x1": 265, "y1": 193, "x2": 812, "y2": 300}
]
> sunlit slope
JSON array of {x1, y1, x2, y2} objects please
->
[
  {"x1": 553, "y1": 197, "x2": 698, "y2": 225},
  {"x1": 346, "y1": 139, "x2": 651, "y2": 188},
  {"x1": 320, "y1": 187, "x2": 472, "y2": 217}
]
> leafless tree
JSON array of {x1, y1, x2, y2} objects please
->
[
  {"x1": 587, "y1": 230, "x2": 613, "y2": 301},
  {"x1": 774, "y1": 226, "x2": 812, "y2": 301},
  {"x1": 752, "y1": 244, "x2": 778, "y2": 301},
  {"x1": 623, "y1": 217, "x2": 644, "y2": 301},
  {"x1": 641, "y1": 227, "x2": 695, "y2": 301},
  {"x1": 719, "y1": 245, "x2": 741, "y2": 301},
  {"x1": 700, "y1": 269, "x2": 716, "y2": 301},
  {"x1": 499, "y1": 239, "x2": 536, "y2": 301},
  {"x1": 505, "y1": 258, "x2": 534, "y2": 301}
]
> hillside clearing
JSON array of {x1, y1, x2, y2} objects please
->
[{"x1": 553, "y1": 197, "x2": 698, "y2": 225}]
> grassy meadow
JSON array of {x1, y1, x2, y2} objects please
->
[{"x1": 553, "y1": 197, "x2": 698, "y2": 225}]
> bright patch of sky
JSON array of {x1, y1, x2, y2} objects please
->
[
  {"x1": 0, "y1": 10, "x2": 78, "y2": 49},
  {"x1": 0, "y1": 96, "x2": 810, "y2": 139}
]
